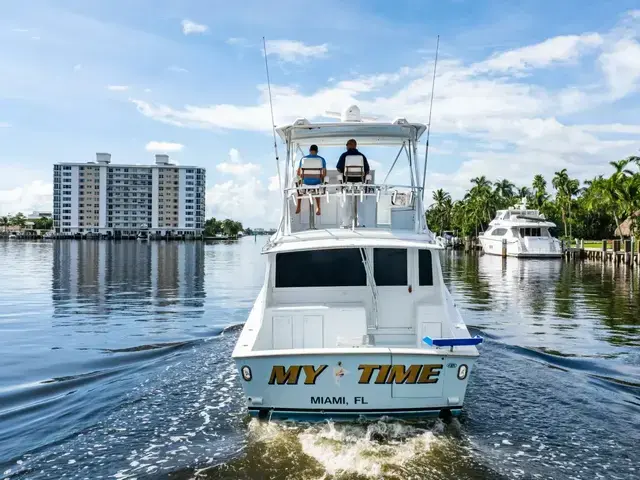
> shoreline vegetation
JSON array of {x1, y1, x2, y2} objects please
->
[
  {"x1": 0, "y1": 213, "x2": 53, "y2": 232},
  {"x1": 204, "y1": 218, "x2": 243, "y2": 238},
  {"x1": 426, "y1": 155, "x2": 640, "y2": 243}
]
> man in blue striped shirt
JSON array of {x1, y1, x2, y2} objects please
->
[{"x1": 295, "y1": 144, "x2": 326, "y2": 215}]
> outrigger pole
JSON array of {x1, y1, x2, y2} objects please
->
[
  {"x1": 263, "y1": 37, "x2": 282, "y2": 197},
  {"x1": 421, "y1": 35, "x2": 439, "y2": 202}
]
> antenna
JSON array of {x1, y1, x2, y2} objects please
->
[
  {"x1": 421, "y1": 35, "x2": 439, "y2": 201},
  {"x1": 263, "y1": 37, "x2": 282, "y2": 193}
]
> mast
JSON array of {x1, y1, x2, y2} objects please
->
[
  {"x1": 421, "y1": 35, "x2": 440, "y2": 201},
  {"x1": 262, "y1": 37, "x2": 282, "y2": 197}
]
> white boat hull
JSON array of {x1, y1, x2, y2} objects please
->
[
  {"x1": 234, "y1": 350, "x2": 476, "y2": 420},
  {"x1": 479, "y1": 236, "x2": 562, "y2": 258}
]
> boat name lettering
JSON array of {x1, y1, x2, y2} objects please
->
[
  {"x1": 267, "y1": 364, "x2": 442, "y2": 385},
  {"x1": 268, "y1": 365, "x2": 328, "y2": 385},
  {"x1": 358, "y1": 364, "x2": 442, "y2": 384}
]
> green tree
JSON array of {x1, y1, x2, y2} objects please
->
[
  {"x1": 531, "y1": 174, "x2": 549, "y2": 209},
  {"x1": 618, "y1": 175, "x2": 640, "y2": 237},
  {"x1": 552, "y1": 169, "x2": 579, "y2": 238},
  {"x1": 427, "y1": 189, "x2": 452, "y2": 234},
  {"x1": 0, "y1": 216, "x2": 9, "y2": 233},
  {"x1": 33, "y1": 217, "x2": 53, "y2": 230},
  {"x1": 204, "y1": 218, "x2": 222, "y2": 236},
  {"x1": 222, "y1": 218, "x2": 243, "y2": 237},
  {"x1": 419, "y1": 156, "x2": 640, "y2": 241},
  {"x1": 493, "y1": 179, "x2": 515, "y2": 208},
  {"x1": 10, "y1": 212, "x2": 26, "y2": 228},
  {"x1": 468, "y1": 176, "x2": 494, "y2": 234}
]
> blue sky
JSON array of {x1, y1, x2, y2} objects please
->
[{"x1": 1, "y1": 0, "x2": 639, "y2": 227}]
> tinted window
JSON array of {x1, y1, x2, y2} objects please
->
[
  {"x1": 374, "y1": 248, "x2": 407, "y2": 286},
  {"x1": 520, "y1": 228, "x2": 541, "y2": 237},
  {"x1": 419, "y1": 250, "x2": 434, "y2": 286},
  {"x1": 491, "y1": 228, "x2": 507, "y2": 236},
  {"x1": 275, "y1": 249, "x2": 366, "y2": 287}
]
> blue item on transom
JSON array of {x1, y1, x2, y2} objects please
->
[{"x1": 422, "y1": 335, "x2": 484, "y2": 347}]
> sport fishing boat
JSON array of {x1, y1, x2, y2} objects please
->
[
  {"x1": 232, "y1": 106, "x2": 482, "y2": 420},
  {"x1": 478, "y1": 199, "x2": 562, "y2": 258}
]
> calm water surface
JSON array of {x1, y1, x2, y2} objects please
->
[{"x1": 0, "y1": 240, "x2": 638, "y2": 479}]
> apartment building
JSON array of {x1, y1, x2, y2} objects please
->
[{"x1": 53, "y1": 153, "x2": 206, "y2": 237}]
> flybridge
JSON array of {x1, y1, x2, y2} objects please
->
[{"x1": 270, "y1": 106, "x2": 433, "y2": 237}]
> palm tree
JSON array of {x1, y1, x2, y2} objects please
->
[
  {"x1": 10, "y1": 212, "x2": 26, "y2": 228},
  {"x1": 517, "y1": 186, "x2": 531, "y2": 201},
  {"x1": 609, "y1": 158, "x2": 634, "y2": 180},
  {"x1": 584, "y1": 176, "x2": 620, "y2": 239},
  {"x1": 532, "y1": 174, "x2": 546, "y2": 192},
  {"x1": 494, "y1": 179, "x2": 515, "y2": 205},
  {"x1": 552, "y1": 169, "x2": 575, "y2": 237},
  {"x1": 617, "y1": 175, "x2": 640, "y2": 237},
  {"x1": 432, "y1": 188, "x2": 451, "y2": 207},
  {"x1": 430, "y1": 189, "x2": 452, "y2": 234},
  {"x1": 584, "y1": 158, "x2": 640, "y2": 239},
  {"x1": 470, "y1": 176, "x2": 492, "y2": 191},
  {"x1": 469, "y1": 176, "x2": 494, "y2": 227},
  {"x1": 0, "y1": 216, "x2": 8, "y2": 234},
  {"x1": 531, "y1": 175, "x2": 549, "y2": 209}
]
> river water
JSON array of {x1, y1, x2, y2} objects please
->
[{"x1": 0, "y1": 239, "x2": 638, "y2": 480}]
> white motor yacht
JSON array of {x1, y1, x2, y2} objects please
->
[
  {"x1": 478, "y1": 199, "x2": 562, "y2": 258},
  {"x1": 232, "y1": 106, "x2": 482, "y2": 421}
]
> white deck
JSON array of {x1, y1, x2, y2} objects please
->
[{"x1": 264, "y1": 228, "x2": 441, "y2": 254}]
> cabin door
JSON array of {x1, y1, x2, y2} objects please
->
[{"x1": 372, "y1": 248, "x2": 414, "y2": 330}]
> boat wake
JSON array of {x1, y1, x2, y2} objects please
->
[
  {"x1": 296, "y1": 420, "x2": 439, "y2": 478},
  {"x1": 196, "y1": 417, "x2": 488, "y2": 480}
]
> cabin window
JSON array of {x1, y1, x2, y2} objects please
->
[
  {"x1": 373, "y1": 248, "x2": 407, "y2": 286},
  {"x1": 418, "y1": 250, "x2": 433, "y2": 286},
  {"x1": 520, "y1": 228, "x2": 541, "y2": 237},
  {"x1": 275, "y1": 249, "x2": 366, "y2": 287},
  {"x1": 491, "y1": 228, "x2": 507, "y2": 236}
]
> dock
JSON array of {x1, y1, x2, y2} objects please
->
[{"x1": 566, "y1": 239, "x2": 639, "y2": 266}]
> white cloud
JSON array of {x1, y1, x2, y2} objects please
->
[
  {"x1": 130, "y1": 97, "x2": 272, "y2": 131},
  {"x1": 207, "y1": 177, "x2": 280, "y2": 227},
  {"x1": 144, "y1": 88, "x2": 152, "y2": 93},
  {"x1": 598, "y1": 37, "x2": 640, "y2": 99},
  {"x1": 73, "y1": 64, "x2": 82, "y2": 71},
  {"x1": 0, "y1": 180, "x2": 52, "y2": 216},
  {"x1": 228, "y1": 148, "x2": 241, "y2": 163},
  {"x1": 226, "y1": 37, "x2": 249, "y2": 46},
  {"x1": 216, "y1": 163, "x2": 261, "y2": 175},
  {"x1": 168, "y1": 65, "x2": 188, "y2": 73},
  {"x1": 12, "y1": 28, "x2": 29, "y2": 33},
  {"x1": 265, "y1": 39, "x2": 328, "y2": 63},
  {"x1": 477, "y1": 33, "x2": 603, "y2": 72},
  {"x1": 268, "y1": 175, "x2": 281, "y2": 192},
  {"x1": 216, "y1": 148, "x2": 261, "y2": 176},
  {"x1": 181, "y1": 19, "x2": 208, "y2": 35},
  {"x1": 145, "y1": 141, "x2": 184, "y2": 152},
  {"x1": 0, "y1": 122, "x2": 11, "y2": 128},
  {"x1": 578, "y1": 123, "x2": 640, "y2": 134},
  {"x1": 31, "y1": 36, "x2": 40, "y2": 41},
  {"x1": 107, "y1": 85, "x2": 129, "y2": 91},
  {"x1": 132, "y1": 14, "x2": 640, "y2": 203}
]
